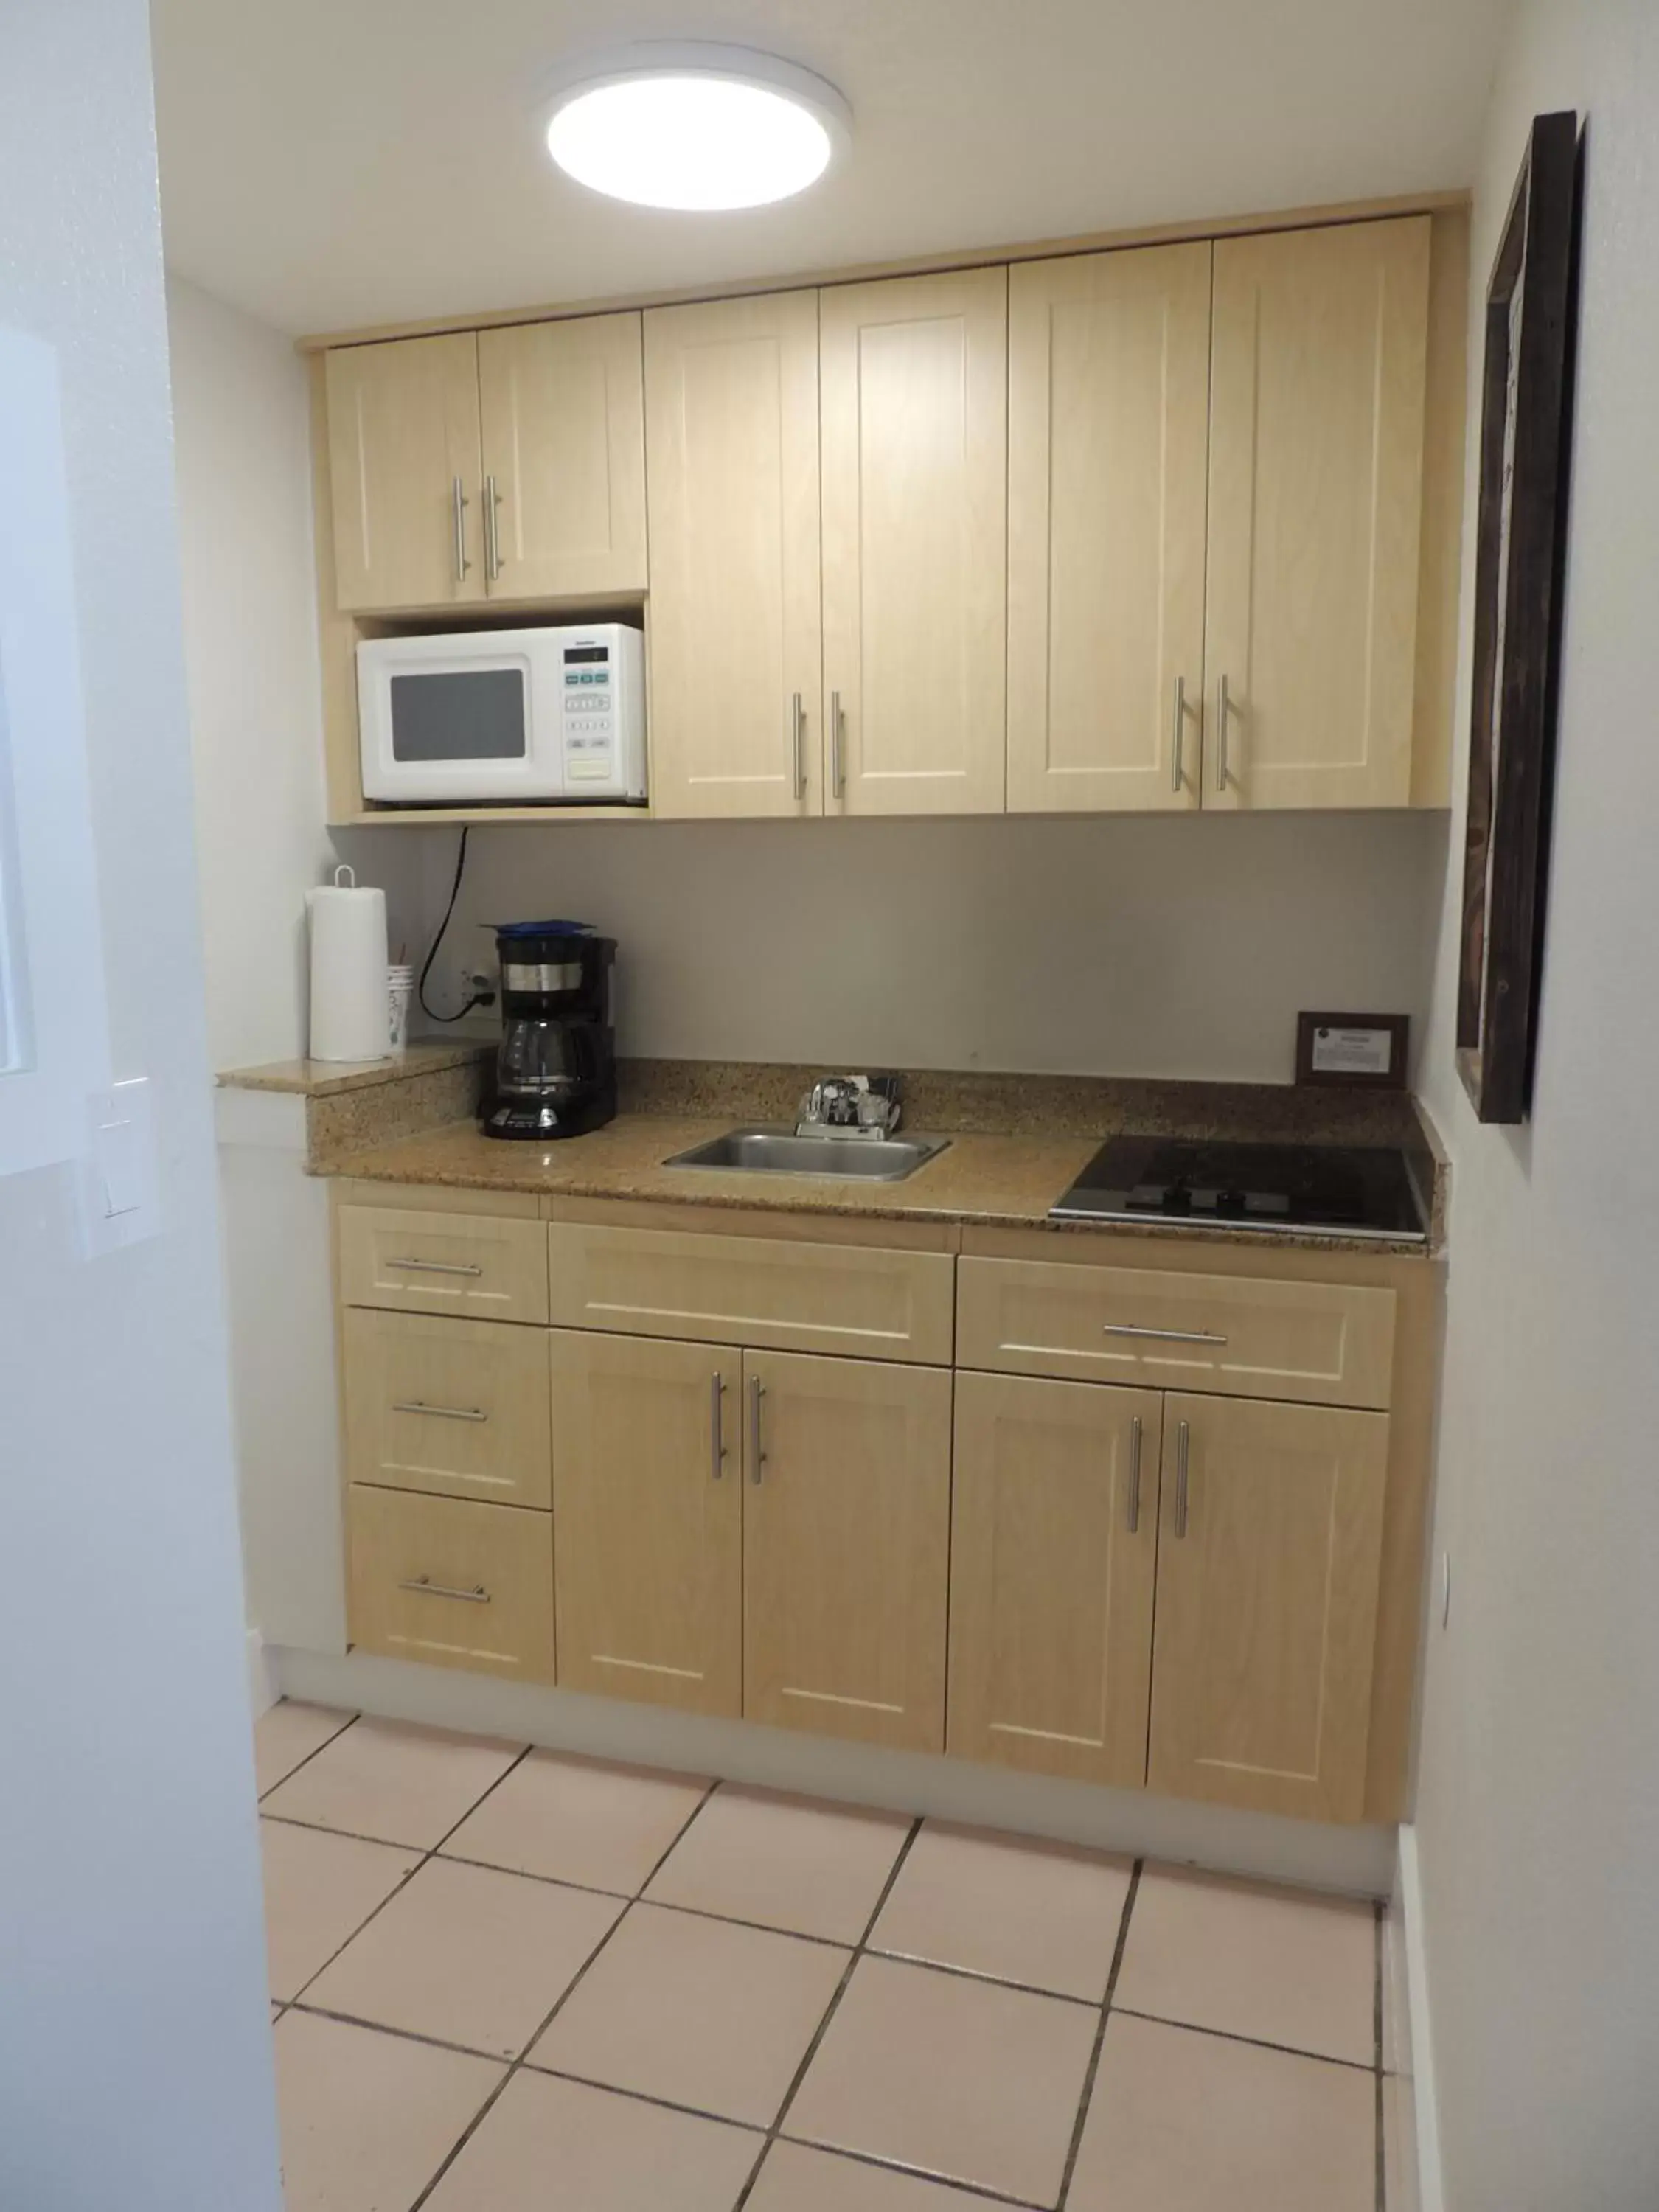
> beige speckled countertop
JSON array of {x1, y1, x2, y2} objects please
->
[
  {"x1": 218, "y1": 1040, "x2": 490, "y2": 1097},
  {"x1": 323, "y1": 1107, "x2": 1444, "y2": 1258},
  {"x1": 219, "y1": 1051, "x2": 1446, "y2": 1256}
]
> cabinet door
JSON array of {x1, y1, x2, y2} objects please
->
[
  {"x1": 950, "y1": 1374, "x2": 1161, "y2": 1787},
  {"x1": 549, "y1": 1330, "x2": 741, "y2": 1717},
  {"x1": 1008, "y1": 245, "x2": 1211, "y2": 812},
  {"x1": 477, "y1": 314, "x2": 647, "y2": 599},
  {"x1": 742, "y1": 1350, "x2": 951, "y2": 1750},
  {"x1": 325, "y1": 333, "x2": 484, "y2": 612},
  {"x1": 644, "y1": 292, "x2": 823, "y2": 817},
  {"x1": 820, "y1": 268, "x2": 1007, "y2": 815},
  {"x1": 1203, "y1": 218, "x2": 1431, "y2": 809},
  {"x1": 1149, "y1": 1394, "x2": 1388, "y2": 1821}
]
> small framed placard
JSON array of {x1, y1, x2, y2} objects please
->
[{"x1": 1295, "y1": 1012, "x2": 1409, "y2": 1091}]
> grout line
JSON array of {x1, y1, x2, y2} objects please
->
[
  {"x1": 779, "y1": 2133, "x2": 1051, "y2": 2212},
  {"x1": 1055, "y1": 1857, "x2": 1141, "y2": 2211},
  {"x1": 403, "y1": 1778, "x2": 720, "y2": 2212},
  {"x1": 257, "y1": 1708, "x2": 361, "y2": 1802},
  {"x1": 731, "y1": 1816, "x2": 925, "y2": 2211},
  {"x1": 515, "y1": 2060, "x2": 768, "y2": 2136},
  {"x1": 287, "y1": 2000, "x2": 521, "y2": 2067},
  {"x1": 280, "y1": 1743, "x2": 534, "y2": 2014},
  {"x1": 1374, "y1": 1899, "x2": 1385, "y2": 2212},
  {"x1": 863, "y1": 1944, "x2": 1100, "y2": 2010},
  {"x1": 1110, "y1": 2007, "x2": 1379, "y2": 2075}
]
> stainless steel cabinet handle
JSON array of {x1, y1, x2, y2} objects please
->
[
  {"x1": 791, "y1": 692, "x2": 807, "y2": 800},
  {"x1": 392, "y1": 1400, "x2": 487, "y2": 1423},
  {"x1": 1215, "y1": 673, "x2": 1230, "y2": 791},
  {"x1": 398, "y1": 1576, "x2": 491, "y2": 1604},
  {"x1": 1127, "y1": 1414, "x2": 1144, "y2": 1535},
  {"x1": 1102, "y1": 1322, "x2": 1228, "y2": 1346},
  {"x1": 748, "y1": 1375, "x2": 766, "y2": 1484},
  {"x1": 830, "y1": 690, "x2": 846, "y2": 799},
  {"x1": 710, "y1": 1372, "x2": 727, "y2": 1481},
  {"x1": 386, "y1": 1257, "x2": 484, "y2": 1277},
  {"x1": 451, "y1": 477, "x2": 470, "y2": 582},
  {"x1": 1172, "y1": 676, "x2": 1186, "y2": 794},
  {"x1": 1175, "y1": 1420, "x2": 1191, "y2": 1539},
  {"x1": 484, "y1": 474, "x2": 502, "y2": 581}
]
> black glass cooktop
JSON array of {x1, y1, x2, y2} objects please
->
[{"x1": 1050, "y1": 1135, "x2": 1428, "y2": 1241}]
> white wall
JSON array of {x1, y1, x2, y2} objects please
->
[
  {"x1": 1412, "y1": 8, "x2": 1659, "y2": 2209},
  {"x1": 0, "y1": 6, "x2": 282, "y2": 2207},
  {"x1": 166, "y1": 274, "x2": 428, "y2": 1070},
  {"x1": 431, "y1": 810, "x2": 1447, "y2": 1083}
]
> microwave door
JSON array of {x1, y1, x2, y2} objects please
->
[{"x1": 366, "y1": 656, "x2": 543, "y2": 803}]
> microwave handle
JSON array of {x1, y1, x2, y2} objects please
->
[{"x1": 451, "y1": 478, "x2": 471, "y2": 584}]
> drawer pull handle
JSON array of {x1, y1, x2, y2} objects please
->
[
  {"x1": 710, "y1": 1372, "x2": 727, "y2": 1481},
  {"x1": 1175, "y1": 1420, "x2": 1191, "y2": 1540},
  {"x1": 1102, "y1": 1323, "x2": 1228, "y2": 1347},
  {"x1": 386, "y1": 1257, "x2": 484, "y2": 1277},
  {"x1": 1126, "y1": 1414, "x2": 1143, "y2": 1535},
  {"x1": 392, "y1": 1400, "x2": 487, "y2": 1423},
  {"x1": 748, "y1": 1375, "x2": 766, "y2": 1485},
  {"x1": 398, "y1": 1576, "x2": 491, "y2": 1605}
]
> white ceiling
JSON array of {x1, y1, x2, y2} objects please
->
[{"x1": 152, "y1": 0, "x2": 1507, "y2": 338}]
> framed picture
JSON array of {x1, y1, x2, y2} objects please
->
[
  {"x1": 1456, "y1": 109, "x2": 1583, "y2": 1124},
  {"x1": 1295, "y1": 1012, "x2": 1410, "y2": 1091}
]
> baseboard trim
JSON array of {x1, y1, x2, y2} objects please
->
[
  {"x1": 272, "y1": 1644, "x2": 1396, "y2": 1897},
  {"x1": 246, "y1": 1627, "x2": 277, "y2": 1718},
  {"x1": 1395, "y1": 1823, "x2": 1444, "y2": 2212}
]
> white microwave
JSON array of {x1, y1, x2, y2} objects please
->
[{"x1": 357, "y1": 623, "x2": 647, "y2": 805}]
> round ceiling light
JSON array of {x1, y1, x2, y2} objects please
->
[{"x1": 539, "y1": 44, "x2": 851, "y2": 212}]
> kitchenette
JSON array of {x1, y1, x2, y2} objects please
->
[{"x1": 211, "y1": 171, "x2": 1470, "y2": 1899}]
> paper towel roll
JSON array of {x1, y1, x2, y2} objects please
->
[{"x1": 307, "y1": 868, "x2": 389, "y2": 1061}]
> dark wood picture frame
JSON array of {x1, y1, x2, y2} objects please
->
[
  {"x1": 1295, "y1": 1012, "x2": 1410, "y2": 1091},
  {"x1": 1456, "y1": 110, "x2": 1584, "y2": 1123}
]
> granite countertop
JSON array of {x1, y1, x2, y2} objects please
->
[
  {"x1": 218, "y1": 1040, "x2": 490, "y2": 1097},
  {"x1": 220, "y1": 1051, "x2": 1445, "y2": 1256},
  {"x1": 321, "y1": 1103, "x2": 1445, "y2": 1259}
]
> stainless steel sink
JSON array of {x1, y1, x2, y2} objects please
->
[{"x1": 664, "y1": 1124, "x2": 950, "y2": 1182}]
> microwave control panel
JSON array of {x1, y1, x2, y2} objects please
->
[{"x1": 562, "y1": 645, "x2": 616, "y2": 782}]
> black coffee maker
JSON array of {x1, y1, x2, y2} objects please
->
[{"x1": 481, "y1": 920, "x2": 617, "y2": 1141}]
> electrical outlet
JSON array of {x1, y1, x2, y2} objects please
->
[{"x1": 453, "y1": 960, "x2": 497, "y2": 1011}]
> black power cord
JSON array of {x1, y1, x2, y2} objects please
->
[{"x1": 417, "y1": 827, "x2": 495, "y2": 1025}]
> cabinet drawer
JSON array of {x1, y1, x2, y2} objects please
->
[
  {"x1": 347, "y1": 1486, "x2": 554, "y2": 1683},
  {"x1": 344, "y1": 1309, "x2": 552, "y2": 1510},
  {"x1": 339, "y1": 1204, "x2": 549, "y2": 1324},
  {"x1": 957, "y1": 1256, "x2": 1395, "y2": 1410},
  {"x1": 546, "y1": 1222, "x2": 955, "y2": 1365}
]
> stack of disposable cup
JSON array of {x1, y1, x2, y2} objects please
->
[
  {"x1": 307, "y1": 866, "x2": 389, "y2": 1062},
  {"x1": 387, "y1": 964, "x2": 415, "y2": 1055}
]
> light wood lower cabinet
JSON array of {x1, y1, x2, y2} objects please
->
[
  {"x1": 549, "y1": 1330, "x2": 742, "y2": 1717},
  {"x1": 344, "y1": 1307, "x2": 552, "y2": 1509},
  {"x1": 347, "y1": 1485, "x2": 555, "y2": 1684},
  {"x1": 743, "y1": 1350, "x2": 952, "y2": 1753},
  {"x1": 1147, "y1": 1393, "x2": 1388, "y2": 1823},
  {"x1": 949, "y1": 1374, "x2": 1161, "y2": 1787}
]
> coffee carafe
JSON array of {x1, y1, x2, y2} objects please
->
[{"x1": 480, "y1": 920, "x2": 616, "y2": 1141}]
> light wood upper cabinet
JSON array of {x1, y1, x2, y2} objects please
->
[
  {"x1": 477, "y1": 314, "x2": 647, "y2": 599},
  {"x1": 1147, "y1": 1392, "x2": 1388, "y2": 1823},
  {"x1": 1203, "y1": 218, "x2": 1433, "y2": 810},
  {"x1": 742, "y1": 1349, "x2": 951, "y2": 1751},
  {"x1": 1007, "y1": 245, "x2": 1211, "y2": 813},
  {"x1": 644, "y1": 293, "x2": 823, "y2": 818},
  {"x1": 326, "y1": 333, "x2": 484, "y2": 613},
  {"x1": 950, "y1": 1373, "x2": 1161, "y2": 1788},
  {"x1": 820, "y1": 268, "x2": 1008, "y2": 815},
  {"x1": 549, "y1": 1329, "x2": 741, "y2": 1717}
]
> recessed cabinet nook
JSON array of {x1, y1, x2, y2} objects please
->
[
  {"x1": 307, "y1": 196, "x2": 1467, "y2": 824},
  {"x1": 335, "y1": 1184, "x2": 1439, "y2": 1828}
]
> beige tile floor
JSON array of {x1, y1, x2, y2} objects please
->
[{"x1": 257, "y1": 1701, "x2": 1388, "y2": 2212}]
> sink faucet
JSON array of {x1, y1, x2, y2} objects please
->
[{"x1": 796, "y1": 1073, "x2": 904, "y2": 1141}]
